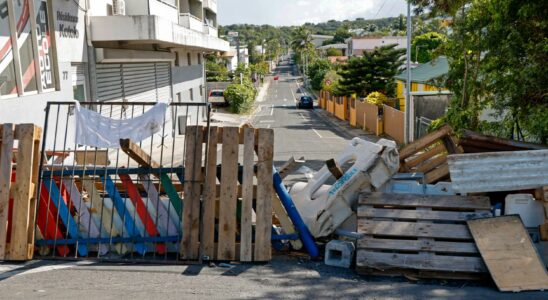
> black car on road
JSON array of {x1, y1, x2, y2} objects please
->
[{"x1": 297, "y1": 96, "x2": 314, "y2": 109}]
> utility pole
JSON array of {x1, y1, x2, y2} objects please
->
[{"x1": 404, "y1": 2, "x2": 413, "y2": 144}]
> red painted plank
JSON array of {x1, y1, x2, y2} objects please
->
[
  {"x1": 36, "y1": 183, "x2": 70, "y2": 257},
  {"x1": 119, "y1": 174, "x2": 165, "y2": 254}
]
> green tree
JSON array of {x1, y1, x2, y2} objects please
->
[
  {"x1": 412, "y1": 0, "x2": 548, "y2": 143},
  {"x1": 411, "y1": 32, "x2": 447, "y2": 63},
  {"x1": 332, "y1": 26, "x2": 351, "y2": 43},
  {"x1": 225, "y1": 78, "x2": 257, "y2": 114},
  {"x1": 326, "y1": 48, "x2": 343, "y2": 56},
  {"x1": 322, "y1": 70, "x2": 342, "y2": 94},
  {"x1": 307, "y1": 59, "x2": 332, "y2": 90},
  {"x1": 205, "y1": 54, "x2": 230, "y2": 82},
  {"x1": 336, "y1": 44, "x2": 405, "y2": 97}
]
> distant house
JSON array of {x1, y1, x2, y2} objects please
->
[
  {"x1": 311, "y1": 34, "x2": 334, "y2": 48},
  {"x1": 394, "y1": 56, "x2": 450, "y2": 111},
  {"x1": 347, "y1": 36, "x2": 407, "y2": 56},
  {"x1": 222, "y1": 47, "x2": 249, "y2": 72}
]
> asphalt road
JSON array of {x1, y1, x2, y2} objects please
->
[
  {"x1": 252, "y1": 62, "x2": 374, "y2": 168},
  {"x1": 0, "y1": 62, "x2": 545, "y2": 299}
]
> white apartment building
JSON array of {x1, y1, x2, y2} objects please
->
[
  {"x1": 0, "y1": 0, "x2": 228, "y2": 134},
  {"x1": 347, "y1": 36, "x2": 407, "y2": 56}
]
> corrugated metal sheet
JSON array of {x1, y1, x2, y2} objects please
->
[{"x1": 447, "y1": 150, "x2": 548, "y2": 193}]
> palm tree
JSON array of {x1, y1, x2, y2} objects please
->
[{"x1": 290, "y1": 26, "x2": 313, "y2": 53}]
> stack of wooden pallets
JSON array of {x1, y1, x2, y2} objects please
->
[
  {"x1": 0, "y1": 124, "x2": 42, "y2": 261},
  {"x1": 356, "y1": 192, "x2": 492, "y2": 279}
]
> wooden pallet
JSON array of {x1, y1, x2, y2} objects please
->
[
  {"x1": 399, "y1": 125, "x2": 462, "y2": 184},
  {"x1": 121, "y1": 126, "x2": 274, "y2": 262},
  {"x1": 0, "y1": 124, "x2": 42, "y2": 261},
  {"x1": 356, "y1": 192, "x2": 492, "y2": 279}
]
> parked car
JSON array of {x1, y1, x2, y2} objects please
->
[
  {"x1": 297, "y1": 96, "x2": 314, "y2": 109},
  {"x1": 208, "y1": 89, "x2": 227, "y2": 106}
]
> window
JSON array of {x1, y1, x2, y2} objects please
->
[
  {"x1": 187, "y1": 52, "x2": 192, "y2": 66},
  {"x1": 199, "y1": 85, "x2": 203, "y2": 96},
  {"x1": 0, "y1": 0, "x2": 56, "y2": 98},
  {"x1": 189, "y1": 88, "x2": 194, "y2": 101},
  {"x1": 197, "y1": 53, "x2": 201, "y2": 65}
]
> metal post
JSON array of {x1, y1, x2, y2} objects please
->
[{"x1": 404, "y1": 2, "x2": 412, "y2": 144}]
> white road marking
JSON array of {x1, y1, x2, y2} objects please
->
[
  {"x1": 298, "y1": 113, "x2": 307, "y2": 120},
  {"x1": 312, "y1": 129, "x2": 323, "y2": 138},
  {"x1": 267, "y1": 124, "x2": 271, "y2": 129},
  {"x1": 284, "y1": 98, "x2": 287, "y2": 102},
  {"x1": 0, "y1": 261, "x2": 93, "y2": 280},
  {"x1": 270, "y1": 105, "x2": 274, "y2": 116},
  {"x1": 260, "y1": 120, "x2": 275, "y2": 123}
]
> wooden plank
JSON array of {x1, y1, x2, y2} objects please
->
[
  {"x1": 81, "y1": 178, "x2": 127, "y2": 254},
  {"x1": 399, "y1": 125, "x2": 453, "y2": 159},
  {"x1": 119, "y1": 175, "x2": 165, "y2": 254},
  {"x1": 217, "y1": 127, "x2": 239, "y2": 260},
  {"x1": 42, "y1": 178, "x2": 88, "y2": 257},
  {"x1": 416, "y1": 155, "x2": 447, "y2": 174},
  {"x1": 120, "y1": 139, "x2": 160, "y2": 168},
  {"x1": 240, "y1": 128, "x2": 255, "y2": 262},
  {"x1": 326, "y1": 158, "x2": 343, "y2": 179},
  {"x1": 359, "y1": 193, "x2": 491, "y2": 210},
  {"x1": 9, "y1": 125, "x2": 35, "y2": 260},
  {"x1": 272, "y1": 194, "x2": 303, "y2": 250},
  {"x1": 0, "y1": 124, "x2": 14, "y2": 260},
  {"x1": 404, "y1": 143, "x2": 445, "y2": 169},
  {"x1": 468, "y1": 216, "x2": 548, "y2": 292},
  {"x1": 180, "y1": 126, "x2": 203, "y2": 260},
  {"x1": 27, "y1": 126, "x2": 41, "y2": 259},
  {"x1": 36, "y1": 183, "x2": 70, "y2": 257},
  {"x1": 358, "y1": 220, "x2": 473, "y2": 240},
  {"x1": 201, "y1": 127, "x2": 218, "y2": 259},
  {"x1": 101, "y1": 176, "x2": 146, "y2": 255},
  {"x1": 254, "y1": 129, "x2": 273, "y2": 261},
  {"x1": 61, "y1": 179, "x2": 108, "y2": 255},
  {"x1": 357, "y1": 207, "x2": 491, "y2": 222},
  {"x1": 139, "y1": 175, "x2": 179, "y2": 236},
  {"x1": 356, "y1": 250, "x2": 486, "y2": 273},
  {"x1": 357, "y1": 237, "x2": 478, "y2": 254},
  {"x1": 424, "y1": 164, "x2": 450, "y2": 184}
]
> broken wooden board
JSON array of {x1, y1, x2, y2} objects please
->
[
  {"x1": 398, "y1": 125, "x2": 462, "y2": 184},
  {"x1": 356, "y1": 192, "x2": 491, "y2": 279},
  {"x1": 467, "y1": 215, "x2": 548, "y2": 292}
]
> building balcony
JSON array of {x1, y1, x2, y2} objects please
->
[
  {"x1": 203, "y1": 24, "x2": 218, "y2": 37},
  {"x1": 125, "y1": 0, "x2": 178, "y2": 23},
  {"x1": 90, "y1": 15, "x2": 229, "y2": 52},
  {"x1": 203, "y1": 0, "x2": 218, "y2": 13},
  {"x1": 179, "y1": 13, "x2": 204, "y2": 32}
]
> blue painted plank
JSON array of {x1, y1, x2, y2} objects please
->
[
  {"x1": 101, "y1": 176, "x2": 148, "y2": 255},
  {"x1": 42, "y1": 179, "x2": 88, "y2": 256}
]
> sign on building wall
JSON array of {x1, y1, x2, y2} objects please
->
[{"x1": 52, "y1": 0, "x2": 86, "y2": 63}]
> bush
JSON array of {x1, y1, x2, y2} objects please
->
[
  {"x1": 365, "y1": 91, "x2": 388, "y2": 107},
  {"x1": 224, "y1": 80, "x2": 257, "y2": 114}
]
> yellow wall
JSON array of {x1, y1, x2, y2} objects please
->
[{"x1": 396, "y1": 80, "x2": 448, "y2": 112}]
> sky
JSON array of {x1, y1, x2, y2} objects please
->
[{"x1": 217, "y1": 0, "x2": 408, "y2": 26}]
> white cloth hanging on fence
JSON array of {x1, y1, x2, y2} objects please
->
[{"x1": 74, "y1": 102, "x2": 168, "y2": 148}]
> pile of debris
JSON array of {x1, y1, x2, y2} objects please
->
[{"x1": 282, "y1": 126, "x2": 548, "y2": 292}]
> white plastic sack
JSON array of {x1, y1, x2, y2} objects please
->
[{"x1": 75, "y1": 102, "x2": 168, "y2": 148}]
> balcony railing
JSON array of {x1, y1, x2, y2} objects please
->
[
  {"x1": 179, "y1": 13, "x2": 204, "y2": 32},
  {"x1": 203, "y1": 24, "x2": 218, "y2": 37}
]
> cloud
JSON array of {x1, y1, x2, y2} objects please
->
[{"x1": 218, "y1": 0, "x2": 407, "y2": 26}]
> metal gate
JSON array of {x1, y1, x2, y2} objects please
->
[{"x1": 35, "y1": 101, "x2": 209, "y2": 263}]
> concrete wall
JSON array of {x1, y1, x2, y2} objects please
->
[{"x1": 413, "y1": 94, "x2": 450, "y2": 120}]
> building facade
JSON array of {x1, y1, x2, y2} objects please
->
[
  {"x1": 0, "y1": 0, "x2": 228, "y2": 141},
  {"x1": 347, "y1": 36, "x2": 407, "y2": 56}
]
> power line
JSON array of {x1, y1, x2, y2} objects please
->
[{"x1": 373, "y1": 0, "x2": 389, "y2": 19}]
